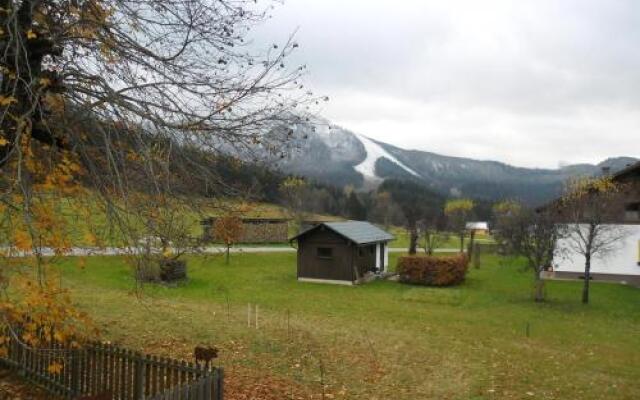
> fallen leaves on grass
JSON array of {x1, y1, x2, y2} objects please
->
[{"x1": 0, "y1": 368, "x2": 58, "y2": 399}]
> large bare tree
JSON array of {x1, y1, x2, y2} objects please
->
[
  {"x1": 557, "y1": 177, "x2": 629, "y2": 304},
  {"x1": 0, "y1": 0, "x2": 315, "y2": 341},
  {"x1": 493, "y1": 201, "x2": 559, "y2": 302}
]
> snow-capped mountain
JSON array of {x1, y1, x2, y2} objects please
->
[
  {"x1": 353, "y1": 134, "x2": 420, "y2": 181},
  {"x1": 275, "y1": 119, "x2": 637, "y2": 205}
]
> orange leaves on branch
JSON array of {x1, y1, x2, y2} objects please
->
[
  {"x1": 33, "y1": 152, "x2": 84, "y2": 195},
  {"x1": 0, "y1": 95, "x2": 17, "y2": 106},
  {"x1": 0, "y1": 339, "x2": 7, "y2": 358},
  {"x1": 83, "y1": 232, "x2": 98, "y2": 247},
  {"x1": 562, "y1": 176, "x2": 619, "y2": 203},
  {"x1": 212, "y1": 215, "x2": 244, "y2": 246},
  {"x1": 43, "y1": 92, "x2": 64, "y2": 112},
  {"x1": 47, "y1": 362, "x2": 63, "y2": 375},
  {"x1": 1, "y1": 274, "x2": 100, "y2": 348},
  {"x1": 38, "y1": 77, "x2": 52, "y2": 87},
  {"x1": 444, "y1": 198, "x2": 475, "y2": 216},
  {"x1": 13, "y1": 230, "x2": 32, "y2": 251}
]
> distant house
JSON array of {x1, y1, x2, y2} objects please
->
[
  {"x1": 547, "y1": 162, "x2": 640, "y2": 286},
  {"x1": 466, "y1": 222, "x2": 489, "y2": 235},
  {"x1": 201, "y1": 217, "x2": 289, "y2": 243},
  {"x1": 290, "y1": 221, "x2": 394, "y2": 285}
]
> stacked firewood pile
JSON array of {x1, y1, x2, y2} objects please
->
[{"x1": 160, "y1": 259, "x2": 187, "y2": 282}]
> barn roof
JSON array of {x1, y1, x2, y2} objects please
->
[
  {"x1": 291, "y1": 221, "x2": 394, "y2": 245},
  {"x1": 466, "y1": 222, "x2": 489, "y2": 230},
  {"x1": 613, "y1": 161, "x2": 640, "y2": 181}
]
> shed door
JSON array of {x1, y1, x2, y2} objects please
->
[{"x1": 379, "y1": 243, "x2": 385, "y2": 272}]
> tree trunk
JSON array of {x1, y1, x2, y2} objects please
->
[
  {"x1": 425, "y1": 234, "x2": 433, "y2": 256},
  {"x1": 226, "y1": 245, "x2": 230, "y2": 264},
  {"x1": 534, "y1": 270, "x2": 545, "y2": 302},
  {"x1": 582, "y1": 255, "x2": 591, "y2": 304},
  {"x1": 468, "y1": 230, "x2": 476, "y2": 261},
  {"x1": 472, "y1": 242, "x2": 481, "y2": 269},
  {"x1": 459, "y1": 233, "x2": 465, "y2": 253},
  {"x1": 408, "y1": 226, "x2": 418, "y2": 255}
]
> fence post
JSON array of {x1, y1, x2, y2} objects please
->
[
  {"x1": 134, "y1": 352, "x2": 146, "y2": 400},
  {"x1": 204, "y1": 373, "x2": 212, "y2": 400},
  {"x1": 215, "y1": 367, "x2": 224, "y2": 400},
  {"x1": 70, "y1": 349, "x2": 81, "y2": 398},
  {"x1": 19, "y1": 340, "x2": 26, "y2": 377}
]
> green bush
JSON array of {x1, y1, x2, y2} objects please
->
[{"x1": 397, "y1": 254, "x2": 469, "y2": 286}]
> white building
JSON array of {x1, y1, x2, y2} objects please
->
[{"x1": 553, "y1": 224, "x2": 640, "y2": 286}]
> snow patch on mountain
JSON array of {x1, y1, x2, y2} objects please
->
[{"x1": 354, "y1": 134, "x2": 420, "y2": 180}]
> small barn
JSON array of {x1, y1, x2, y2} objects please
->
[
  {"x1": 466, "y1": 222, "x2": 489, "y2": 235},
  {"x1": 290, "y1": 221, "x2": 394, "y2": 285}
]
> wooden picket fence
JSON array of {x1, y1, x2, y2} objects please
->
[{"x1": 0, "y1": 330, "x2": 223, "y2": 400}]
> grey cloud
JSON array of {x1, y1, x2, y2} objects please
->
[{"x1": 252, "y1": 0, "x2": 640, "y2": 167}]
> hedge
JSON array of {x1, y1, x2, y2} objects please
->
[{"x1": 397, "y1": 254, "x2": 469, "y2": 286}]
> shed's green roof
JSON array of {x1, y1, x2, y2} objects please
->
[{"x1": 292, "y1": 220, "x2": 394, "y2": 245}]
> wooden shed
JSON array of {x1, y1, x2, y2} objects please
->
[{"x1": 290, "y1": 221, "x2": 394, "y2": 285}]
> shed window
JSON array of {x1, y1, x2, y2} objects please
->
[
  {"x1": 625, "y1": 203, "x2": 640, "y2": 221},
  {"x1": 317, "y1": 247, "x2": 333, "y2": 259}
]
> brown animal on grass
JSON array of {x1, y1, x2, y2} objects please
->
[
  {"x1": 77, "y1": 391, "x2": 113, "y2": 400},
  {"x1": 194, "y1": 345, "x2": 218, "y2": 368}
]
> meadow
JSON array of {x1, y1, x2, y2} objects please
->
[{"x1": 57, "y1": 253, "x2": 640, "y2": 400}]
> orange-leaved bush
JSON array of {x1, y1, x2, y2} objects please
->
[{"x1": 397, "y1": 254, "x2": 469, "y2": 286}]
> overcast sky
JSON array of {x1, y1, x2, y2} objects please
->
[{"x1": 254, "y1": 0, "x2": 640, "y2": 169}]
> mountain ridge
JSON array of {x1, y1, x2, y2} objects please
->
[{"x1": 275, "y1": 119, "x2": 637, "y2": 205}]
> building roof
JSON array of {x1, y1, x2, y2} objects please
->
[
  {"x1": 291, "y1": 220, "x2": 395, "y2": 245},
  {"x1": 202, "y1": 217, "x2": 288, "y2": 224},
  {"x1": 613, "y1": 161, "x2": 640, "y2": 181},
  {"x1": 537, "y1": 161, "x2": 640, "y2": 214},
  {"x1": 466, "y1": 222, "x2": 489, "y2": 230}
]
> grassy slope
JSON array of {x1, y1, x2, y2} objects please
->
[
  {"x1": 56, "y1": 253, "x2": 640, "y2": 399},
  {"x1": 53, "y1": 193, "x2": 486, "y2": 250},
  {"x1": 51, "y1": 195, "x2": 352, "y2": 247},
  {"x1": 51, "y1": 196, "x2": 308, "y2": 246}
]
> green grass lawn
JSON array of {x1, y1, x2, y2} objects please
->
[{"x1": 56, "y1": 253, "x2": 640, "y2": 400}]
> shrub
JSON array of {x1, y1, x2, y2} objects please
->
[{"x1": 397, "y1": 254, "x2": 469, "y2": 286}]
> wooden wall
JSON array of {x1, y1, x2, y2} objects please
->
[
  {"x1": 353, "y1": 244, "x2": 377, "y2": 279},
  {"x1": 297, "y1": 228, "x2": 354, "y2": 282}
]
